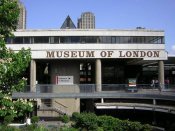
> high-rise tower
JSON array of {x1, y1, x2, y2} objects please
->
[
  {"x1": 78, "y1": 12, "x2": 95, "y2": 29},
  {"x1": 17, "y1": 0, "x2": 26, "y2": 29}
]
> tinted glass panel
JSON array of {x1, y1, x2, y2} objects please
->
[
  {"x1": 112, "y1": 37, "x2": 116, "y2": 43},
  {"x1": 34, "y1": 37, "x2": 49, "y2": 43},
  {"x1": 7, "y1": 36, "x2": 164, "y2": 44},
  {"x1": 71, "y1": 36, "x2": 80, "y2": 43},
  {"x1": 14, "y1": 37, "x2": 23, "y2": 44},
  {"x1": 5, "y1": 38, "x2": 12, "y2": 44},
  {"x1": 99, "y1": 36, "x2": 112, "y2": 43},
  {"x1": 60, "y1": 37, "x2": 71, "y2": 43},
  {"x1": 23, "y1": 37, "x2": 30, "y2": 44}
]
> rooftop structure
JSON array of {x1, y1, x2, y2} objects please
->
[{"x1": 60, "y1": 15, "x2": 76, "y2": 29}]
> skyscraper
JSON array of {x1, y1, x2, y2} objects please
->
[
  {"x1": 78, "y1": 12, "x2": 95, "y2": 29},
  {"x1": 17, "y1": 0, "x2": 26, "y2": 29}
]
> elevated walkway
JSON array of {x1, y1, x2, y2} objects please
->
[
  {"x1": 11, "y1": 84, "x2": 175, "y2": 115},
  {"x1": 12, "y1": 90, "x2": 175, "y2": 101},
  {"x1": 12, "y1": 84, "x2": 175, "y2": 100},
  {"x1": 95, "y1": 102, "x2": 175, "y2": 114}
]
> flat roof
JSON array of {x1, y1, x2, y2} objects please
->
[
  {"x1": 15, "y1": 28, "x2": 164, "y2": 32},
  {"x1": 13, "y1": 29, "x2": 164, "y2": 37}
]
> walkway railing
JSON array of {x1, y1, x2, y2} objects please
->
[
  {"x1": 39, "y1": 101, "x2": 68, "y2": 115},
  {"x1": 12, "y1": 84, "x2": 175, "y2": 99},
  {"x1": 32, "y1": 84, "x2": 175, "y2": 93}
]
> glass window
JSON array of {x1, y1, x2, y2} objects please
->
[
  {"x1": 71, "y1": 36, "x2": 80, "y2": 43},
  {"x1": 99, "y1": 36, "x2": 111, "y2": 43},
  {"x1": 111, "y1": 37, "x2": 116, "y2": 43},
  {"x1": 60, "y1": 36, "x2": 71, "y2": 43},
  {"x1": 120, "y1": 37, "x2": 131, "y2": 43},
  {"x1": 132, "y1": 37, "x2": 144, "y2": 43},
  {"x1": 7, "y1": 36, "x2": 164, "y2": 44},
  {"x1": 50, "y1": 37, "x2": 59, "y2": 44},
  {"x1": 145, "y1": 36, "x2": 164, "y2": 44},
  {"x1": 5, "y1": 38, "x2": 12, "y2": 44},
  {"x1": 34, "y1": 37, "x2": 49, "y2": 43},
  {"x1": 13, "y1": 37, "x2": 23, "y2": 44},
  {"x1": 80, "y1": 36, "x2": 97, "y2": 43},
  {"x1": 23, "y1": 37, "x2": 30, "y2": 44},
  {"x1": 116, "y1": 37, "x2": 120, "y2": 43}
]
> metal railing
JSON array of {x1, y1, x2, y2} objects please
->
[
  {"x1": 12, "y1": 84, "x2": 175, "y2": 99},
  {"x1": 39, "y1": 100, "x2": 68, "y2": 115},
  {"x1": 21, "y1": 84, "x2": 175, "y2": 93}
]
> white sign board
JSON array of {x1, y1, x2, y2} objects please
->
[{"x1": 56, "y1": 76, "x2": 73, "y2": 85}]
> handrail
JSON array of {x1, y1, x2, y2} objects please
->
[
  {"x1": 95, "y1": 102, "x2": 175, "y2": 114},
  {"x1": 24, "y1": 84, "x2": 175, "y2": 92},
  {"x1": 54, "y1": 101, "x2": 68, "y2": 108},
  {"x1": 39, "y1": 101, "x2": 68, "y2": 115}
]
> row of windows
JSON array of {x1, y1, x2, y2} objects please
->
[{"x1": 6, "y1": 36, "x2": 164, "y2": 44}]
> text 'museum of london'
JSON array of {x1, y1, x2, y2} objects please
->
[{"x1": 46, "y1": 50, "x2": 160, "y2": 58}]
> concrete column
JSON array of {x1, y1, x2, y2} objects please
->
[
  {"x1": 101, "y1": 98, "x2": 104, "y2": 103},
  {"x1": 96, "y1": 59, "x2": 102, "y2": 92},
  {"x1": 158, "y1": 61, "x2": 164, "y2": 90},
  {"x1": 59, "y1": 37, "x2": 60, "y2": 43},
  {"x1": 30, "y1": 60, "x2": 36, "y2": 92},
  {"x1": 153, "y1": 99, "x2": 156, "y2": 105}
]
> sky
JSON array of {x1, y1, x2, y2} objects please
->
[{"x1": 20, "y1": 0, "x2": 175, "y2": 55}]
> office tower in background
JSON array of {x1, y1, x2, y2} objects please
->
[
  {"x1": 17, "y1": 0, "x2": 26, "y2": 29},
  {"x1": 78, "y1": 12, "x2": 95, "y2": 29}
]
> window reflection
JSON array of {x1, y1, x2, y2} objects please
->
[{"x1": 7, "y1": 36, "x2": 164, "y2": 44}]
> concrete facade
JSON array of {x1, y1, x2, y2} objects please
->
[{"x1": 7, "y1": 29, "x2": 167, "y2": 116}]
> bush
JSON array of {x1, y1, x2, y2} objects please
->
[
  {"x1": 0, "y1": 125, "x2": 20, "y2": 131},
  {"x1": 60, "y1": 125, "x2": 78, "y2": 131},
  {"x1": 31, "y1": 116, "x2": 39, "y2": 124},
  {"x1": 73, "y1": 112, "x2": 98, "y2": 131},
  {"x1": 98, "y1": 115, "x2": 122, "y2": 131},
  {"x1": 3, "y1": 115, "x2": 14, "y2": 125},
  {"x1": 71, "y1": 112, "x2": 80, "y2": 121},
  {"x1": 121, "y1": 120, "x2": 152, "y2": 131},
  {"x1": 72, "y1": 112, "x2": 152, "y2": 131},
  {"x1": 58, "y1": 114, "x2": 70, "y2": 123},
  {"x1": 20, "y1": 124, "x2": 48, "y2": 131},
  {"x1": 142, "y1": 124, "x2": 152, "y2": 131}
]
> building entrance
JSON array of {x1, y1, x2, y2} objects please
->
[{"x1": 80, "y1": 62, "x2": 95, "y2": 84}]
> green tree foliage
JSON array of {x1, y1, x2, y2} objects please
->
[
  {"x1": 0, "y1": 0, "x2": 33, "y2": 121},
  {"x1": 0, "y1": 0, "x2": 19, "y2": 39}
]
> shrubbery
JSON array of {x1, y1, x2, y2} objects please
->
[
  {"x1": 72, "y1": 112, "x2": 152, "y2": 131},
  {"x1": 0, "y1": 113, "x2": 152, "y2": 131},
  {"x1": 98, "y1": 115, "x2": 122, "y2": 131},
  {"x1": 31, "y1": 116, "x2": 39, "y2": 124},
  {"x1": 73, "y1": 112, "x2": 98, "y2": 130},
  {"x1": 58, "y1": 114, "x2": 70, "y2": 123},
  {"x1": 60, "y1": 126, "x2": 78, "y2": 131},
  {"x1": 3, "y1": 115, "x2": 14, "y2": 125}
]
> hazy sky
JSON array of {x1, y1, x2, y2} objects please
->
[{"x1": 21, "y1": 0, "x2": 175, "y2": 54}]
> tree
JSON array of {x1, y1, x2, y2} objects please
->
[{"x1": 0, "y1": 0, "x2": 33, "y2": 121}]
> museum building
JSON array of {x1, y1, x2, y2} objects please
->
[{"x1": 6, "y1": 27, "x2": 170, "y2": 116}]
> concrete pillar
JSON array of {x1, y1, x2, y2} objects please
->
[
  {"x1": 30, "y1": 60, "x2": 36, "y2": 92},
  {"x1": 96, "y1": 59, "x2": 102, "y2": 92},
  {"x1": 153, "y1": 99, "x2": 156, "y2": 105},
  {"x1": 158, "y1": 61, "x2": 164, "y2": 90},
  {"x1": 101, "y1": 98, "x2": 104, "y2": 103}
]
